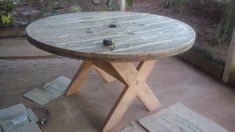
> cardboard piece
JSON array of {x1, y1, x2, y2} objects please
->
[
  {"x1": 23, "y1": 76, "x2": 71, "y2": 105},
  {"x1": 119, "y1": 122, "x2": 145, "y2": 132},
  {"x1": 139, "y1": 103, "x2": 228, "y2": 132},
  {"x1": 0, "y1": 103, "x2": 41, "y2": 132}
]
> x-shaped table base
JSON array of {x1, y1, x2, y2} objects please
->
[{"x1": 65, "y1": 60, "x2": 161, "y2": 132}]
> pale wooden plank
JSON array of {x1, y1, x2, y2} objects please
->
[
  {"x1": 120, "y1": 123, "x2": 146, "y2": 132},
  {"x1": 101, "y1": 61, "x2": 161, "y2": 131},
  {"x1": 93, "y1": 61, "x2": 124, "y2": 82},
  {"x1": 57, "y1": 58, "x2": 161, "y2": 132},
  {"x1": 136, "y1": 82, "x2": 161, "y2": 111},
  {"x1": 30, "y1": 17, "x2": 176, "y2": 45},
  {"x1": 61, "y1": 23, "x2": 188, "y2": 48},
  {"x1": 136, "y1": 61, "x2": 161, "y2": 111},
  {"x1": 102, "y1": 86, "x2": 136, "y2": 132},
  {"x1": 65, "y1": 61, "x2": 93, "y2": 95},
  {"x1": 26, "y1": 12, "x2": 195, "y2": 62},
  {"x1": 139, "y1": 103, "x2": 228, "y2": 132},
  {"x1": 93, "y1": 66, "x2": 116, "y2": 83}
]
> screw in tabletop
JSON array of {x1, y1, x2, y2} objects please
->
[{"x1": 103, "y1": 38, "x2": 115, "y2": 51}]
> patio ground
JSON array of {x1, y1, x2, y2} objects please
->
[{"x1": 0, "y1": 55, "x2": 235, "y2": 132}]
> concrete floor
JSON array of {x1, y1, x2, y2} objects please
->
[{"x1": 0, "y1": 57, "x2": 235, "y2": 132}]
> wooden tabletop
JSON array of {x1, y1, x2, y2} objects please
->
[{"x1": 26, "y1": 12, "x2": 196, "y2": 62}]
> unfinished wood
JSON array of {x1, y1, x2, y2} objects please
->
[
  {"x1": 112, "y1": 61, "x2": 160, "y2": 111},
  {"x1": 120, "y1": 122, "x2": 145, "y2": 132},
  {"x1": 102, "y1": 61, "x2": 160, "y2": 132},
  {"x1": 136, "y1": 61, "x2": 161, "y2": 111},
  {"x1": 93, "y1": 66, "x2": 116, "y2": 82},
  {"x1": 223, "y1": 28, "x2": 235, "y2": 84},
  {"x1": 26, "y1": 11, "x2": 195, "y2": 132},
  {"x1": 26, "y1": 12, "x2": 195, "y2": 62},
  {"x1": 64, "y1": 59, "x2": 160, "y2": 132},
  {"x1": 111, "y1": 62, "x2": 137, "y2": 85},
  {"x1": 136, "y1": 60, "x2": 156, "y2": 81},
  {"x1": 137, "y1": 83, "x2": 161, "y2": 111},
  {"x1": 103, "y1": 86, "x2": 136, "y2": 132},
  {"x1": 119, "y1": 0, "x2": 126, "y2": 11},
  {"x1": 139, "y1": 103, "x2": 228, "y2": 132},
  {"x1": 93, "y1": 61, "x2": 124, "y2": 82},
  {"x1": 65, "y1": 61, "x2": 93, "y2": 95}
]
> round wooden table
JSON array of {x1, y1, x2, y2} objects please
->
[{"x1": 26, "y1": 12, "x2": 196, "y2": 132}]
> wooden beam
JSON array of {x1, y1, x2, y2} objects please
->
[
  {"x1": 93, "y1": 66, "x2": 116, "y2": 83},
  {"x1": 222, "y1": 27, "x2": 235, "y2": 84},
  {"x1": 65, "y1": 61, "x2": 93, "y2": 95},
  {"x1": 64, "y1": 60, "x2": 161, "y2": 131},
  {"x1": 102, "y1": 61, "x2": 160, "y2": 132},
  {"x1": 119, "y1": 0, "x2": 126, "y2": 11},
  {"x1": 102, "y1": 86, "x2": 136, "y2": 132}
]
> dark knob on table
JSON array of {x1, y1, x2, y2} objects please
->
[{"x1": 103, "y1": 39, "x2": 114, "y2": 46}]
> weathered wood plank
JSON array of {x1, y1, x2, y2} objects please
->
[
  {"x1": 93, "y1": 66, "x2": 116, "y2": 82},
  {"x1": 65, "y1": 61, "x2": 93, "y2": 95},
  {"x1": 139, "y1": 103, "x2": 228, "y2": 132},
  {"x1": 26, "y1": 12, "x2": 195, "y2": 62}
]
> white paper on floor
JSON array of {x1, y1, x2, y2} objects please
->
[
  {"x1": 23, "y1": 76, "x2": 71, "y2": 105},
  {"x1": 0, "y1": 103, "x2": 41, "y2": 132},
  {"x1": 138, "y1": 103, "x2": 228, "y2": 132}
]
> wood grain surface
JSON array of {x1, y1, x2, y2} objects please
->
[{"x1": 26, "y1": 12, "x2": 196, "y2": 62}]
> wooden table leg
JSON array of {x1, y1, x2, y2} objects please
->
[
  {"x1": 65, "y1": 61, "x2": 93, "y2": 95},
  {"x1": 136, "y1": 61, "x2": 161, "y2": 111},
  {"x1": 93, "y1": 60, "x2": 161, "y2": 132},
  {"x1": 93, "y1": 66, "x2": 116, "y2": 83},
  {"x1": 66, "y1": 61, "x2": 116, "y2": 96},
  {"x1": 103, "y1": 86, "x2": 136, "y2": 132},
  {"x1": 65, "y1": 60, "x2": 161, "y2": 132}
]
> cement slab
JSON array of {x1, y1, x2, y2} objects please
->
[
  {"x1": 0, "y1": 57, "x2": 234, "y2": 132},
  {"x1": 0, "y1": 38, "x2": 53, "y2": 59}
]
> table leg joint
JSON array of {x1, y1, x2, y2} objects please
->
[
  {"x1": 102, "y1": 60, "x2": 160, "y2": 132},
  {"x1": 64, "y1": 60, "x2": 161, "y2": 132}
]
